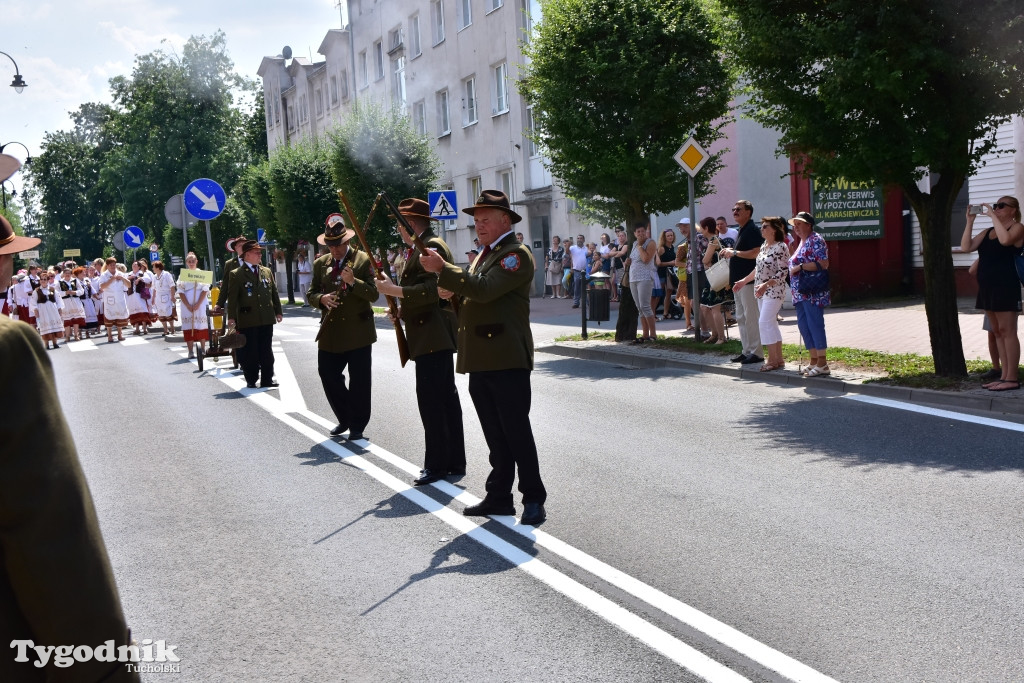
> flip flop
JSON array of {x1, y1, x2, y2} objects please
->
[{"x1": 987, "y1": 380, "x2": 1021, "y2": 392}]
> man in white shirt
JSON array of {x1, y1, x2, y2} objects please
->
[
  {"x1": 568, "y1": 234, "x2": 588, "y2": 308},
  {"x1": 716, "y1": 216, "x2": 739, "y2": 244}
]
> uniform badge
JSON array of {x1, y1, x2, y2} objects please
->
[{"x1": 500, "y1": 253, "x2": 521, "y2": 272}]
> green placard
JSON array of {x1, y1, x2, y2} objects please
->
[
  {"x1": 179, "y1": 269, "x2": 214, "y2": 284},
  {"x1": 811, "y1": 178, "x2": 883, "y2": 240}
]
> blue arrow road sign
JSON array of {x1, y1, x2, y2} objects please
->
[
  {"x1": 184, "y1": 178, "x2": 226, "y2": 221},
  {"x1": 428, "y1": 191, "x2": 458, "y2": 221},
  {"x1": 257, "y1": 229, "x2": 267, "y2": 244},
  {"x1": 124, "y1": 225, "x2": 145, "y2": 249}
]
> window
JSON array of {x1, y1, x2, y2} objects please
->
[
  {"x1": 273, "y1": 91, "x2": 280, "y2": 124},
  {"x1": 409, "y1": 14, "x2": 422, "y2": 57},
  {"x1": 299, "y1": 94, "x2": 308, "y2": 122},
  {"x1": 286, "y1": 103, "x2": 295, "y2": 130},
  {"x1": 413, "y1": 100, "x2": 427, "y2": 136},
  {"x1": 374, "y1": 40, "x2": 385, "y2": 81},
  {"x1": 491, "y1": 62, "x2": 508, "y2": 115},
  {"x1": 463, "y1": 76, "x2": 478, "y2": 126},
  {"x1": 468, "y1": 177, "x2": 482, "y2": 212},
  {"x1": 525, "y1": 106, "x2": 538, "y2": 157},
  {"x1": 431, "y1": 0, "x2": 445, "y2": 45},
  {"x1": 497, "y1": 169, "x2": 513, "y2": 198},
  {"x1": 330, "y1": 76, "x2": 339, "y2": 105},
  {"x1": 437, "y1": 89, "x2": 451, "y2": 136},
  {"x1": 458, "y1": 0, "x2": 472, "y2": 29},
  {"x1": 315, "y1": 88, "x2": 324, "y2": 117},
  {"x1": 388, "y1": 27, "x2": 404, "y2": 53},
  {"x1": 520, "y1": 0, "x2": 539, "y2": 44},
  {"x1": 487, "y1": 0, "x2": 502, "y2": 11},
  {"x1": 359, "y1": 50, "x2": 368, "y2": 88},
  {"x1": 339, "y1": 71, "x2": 349, "y2": 101},
  {"x1": 391, "y1": 56, "x2": 407, "y2": 110}
]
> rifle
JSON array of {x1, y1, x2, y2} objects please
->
[
  {"x1": 378, "y1": 190, "x2": 460, "y2": 317},
  {"x1": 337, "y1": 190, "x2": 411, "y2": 367}
]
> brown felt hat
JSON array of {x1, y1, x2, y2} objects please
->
[
  {"x1": 0, "y1": 214, "x2": 41, "y2": 256},
  {"x1": 396, "y1": 197, "x2": 432, "y2": 221},
  {"x1": 462, "y1": 189, "x2": 522, "y2": 224},
  {"x1": 318, "y1": 213, "x2": 355, "y2": 246},
  {"x1": 239, "y1": 239, "x2": 263, "y2": 254},
  {"x1": 226, "y1": 235, "x2": 247, "y2": 251}
]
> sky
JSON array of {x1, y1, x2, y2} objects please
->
[{"x1": 0, "y1": 0, "x2": 345, "y2": 197}]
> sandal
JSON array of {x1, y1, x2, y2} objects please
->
[
  {"x1": 806, "y1": 365, "x2": 831, "y2": 377},
  {"x1": 702, "y1": 335, "x2": 719, "y2": 344},
  {"x1": 987, "y1": 380, "x2": 1021, "y2": 392}
]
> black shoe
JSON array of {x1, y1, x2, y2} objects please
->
[
  {"x1": 329, "y1": 424, "x2": 348, "y2": 436},
  {"x1": 520, "y1": 503, "x2": 547, "y2": 526},
  {"x1": 464, "y1": 500, "x2": 515, "y2": 517},
  {"x1": 571, "y1": 303, "x2": 580, "y2": 308},
  {"x1": 446, "y1": 469, "x2": 466, "y2": 477},
  {"x1": 741, "y1": 354, "x2": 764, "y2": 364},
  {"x1": 413, "y1": 470, "x2": 444, "y2": 486},
  {"x1": 981, "y1": 368, "x2": 1002, "y2": 380},
  {"x1": 346, "y1": 431, "x2": 365, "y2": 441},
  {"x1": 260, "y1": 380, "x2": 280, "y2": 388},
  {"x1": 731, "y1": 354, "x2": 748, "y2": 363},
  {"x1": 246, "y1": 382, "x2": 257, "y2": 388}
]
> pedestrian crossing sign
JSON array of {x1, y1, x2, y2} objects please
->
[
  {"x1": 673, "y1": 137, "x2": 710, "y2": 178},
  {"x1": 428, "y1": 190, "x2": 459, "y2": 221}
]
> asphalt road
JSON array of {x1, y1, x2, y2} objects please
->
[{"x1": 47, "y1": 308, "x2": 1024, "y2": 682}]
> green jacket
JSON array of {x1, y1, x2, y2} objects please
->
[
  {"x1": 0, "y1": 316, "x2": 139, "y2": 683},
  {"x1": 399, "y1": 229, "x2": 458, "y2": 359},
  {"x1": 216, "y1": 255, "x2": 243, "y2": 310},
  {"x1": 227, "y1": 263, "x2": 282, "y2": 328},
  {"x1": 436, "y1": 232, "x2": 535, "y2": 373},
  {"x1": 308, "y1": 248, "x2": 379, "y2": 353}
]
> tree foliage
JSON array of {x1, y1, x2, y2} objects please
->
[
  {"x1": 520, "y1": 0, "x2": 733, "y2": 227},
  {"x1": 328, "y1": 100, "x2": 442, "y2": 253},
  {"x1": 720, "y1": 0, "x2": 1024, "y2": 376}
]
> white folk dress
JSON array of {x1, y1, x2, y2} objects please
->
[
  {"x1": 177, "y1": 276, "x2": 210, "y2": 342},
  {"x1": 98, "y1": 270, "x2": 130, "y2": 326},
  {"x1": 152, "y1": 270, "x2": 177, "y2": 320},
  {"x1": 58, "y1": 276, "x2": 86, "y2": 327},
  {"x1": 81, "y1": 277, "x2": 99, "y2": 328},
  {"x1": 30, "y1": 286, "x2": 65, "y2": 336}
]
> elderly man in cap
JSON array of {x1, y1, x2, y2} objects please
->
[
  {"x1": 215, "y1": 235, "x2": 247, "y2": 315},
  {"x1": 376, "y1": 197, "x2": 466, "y2": 485},
  {"x1": 227, "y1": 239, "x2": 283, "y2": 388},
  {"x1": 308, "y1": 214, "x2": 379, "y2": 441},
  {"x1": 721, "y1": 199, "x2": 764, "y2": 364},
  {"x1": 0, "y1": 214, "x2": 142, "y2": 682},
  {"x1": 420, "y1": 189, "x2": 547, "y2": 526}
]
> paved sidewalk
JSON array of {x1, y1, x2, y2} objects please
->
[{"x1": 529, "y1": 293, "x2": 1024, "y2": 418}]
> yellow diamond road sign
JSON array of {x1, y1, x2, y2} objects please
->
[{"x1": 674, "y1": 137, "x2": 709, "y2": 177}]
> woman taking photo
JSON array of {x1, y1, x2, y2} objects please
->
[
  {"x1": 625, "y1": 222, "x2": 658, "y2": 343},
  {"x1": 545, "y1": 236, "x2": 565, "y2": 299},
  {"x1": 788, "y1": 211, "x2": 831, "y2": 376},
  {"x1": 961, "y1": 196, "x2": 1023, "y2": 391},
  {"x1": 733, "y1": 217, "x2": 790, "y2": 371}
]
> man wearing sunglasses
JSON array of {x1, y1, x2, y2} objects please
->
[{"x1": 721, "y1": 200, "x2": 765, "y2": 364}]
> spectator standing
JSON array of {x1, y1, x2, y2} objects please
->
[
  {"x1": 697, "y1": 218, "x2": 728, "y2": 344},
  {"x1": 609, "y1": 230, "x2": 628, "y2": 302},
  {"x1": 569, "y1": 234, "x2": 588, "y2": 308},
  {"x1": 733, "y1": 217, "x2": 790, "y2": 371},
  {"x1": 788, "y1": 212, "x2": 832, "y2": 376},
  {"x1": 960, "y1": 197, "x2": 1023, "y2": 391},
  {"x1": 721, "y1": 200, "x2": 764, "y2": 364},
  {"x1": 296, "y1": 249, "x2": 313, "y2": 307},
  {"x1": 545, "y1": 236, "x2": 565, "y2": 299},
  {"x1": 716, "y1": 216, "x2": 739, "y2": 244},
  {"x1": 626, "y1": 222, "x2": 658, "y2": 343},
  {"x1": 655, "y1": 228, "x2": 679, "y2": 319}
]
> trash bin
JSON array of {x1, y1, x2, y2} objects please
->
[{"x1": 587, "y1": 272, "x2": 611, "y2": 322}]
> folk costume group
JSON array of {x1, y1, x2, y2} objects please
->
[{"x1": 313, "y1": 190, "x2": 547, "y2": 527}]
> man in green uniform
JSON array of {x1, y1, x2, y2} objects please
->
[
  {"x1": 376, "y1": 198, "x2": 466, "y2": 485},
  {"x1": 215, "y1": 235, "x2": 246, "y2": 314},
  {"x1": 420, "y1": 190, "x2": 547, "y2": 526},
  {"x1": 308, "y1": 214, "x2": 379, "y2": 441},
  {"x1": 1, "y1": 215, "x2": 140, "y2": 682},
  {"x1": 227, "y1": 239, "x2": 283, "y2": 388}
]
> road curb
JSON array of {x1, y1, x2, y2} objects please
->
[{"x1": 537, "y1": 343, "x2": 1024, "y2": 418}]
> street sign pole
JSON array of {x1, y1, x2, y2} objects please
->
[
  {"x1": 204, "y1": 220, "x2": 216, "y2": 280},
  {"x1": 674, "y1": 133, "x2": 710, "y2": 343},
  {"x1": 181, "y1": 193, "x2": 189, "y2": 255}
]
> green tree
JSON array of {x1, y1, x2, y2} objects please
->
[
  {"x1": 328, "y1": 100, "x2": 442, "y2": 253},
  {"x1": 519, "y1": 0, "x2": 732, "y2": 228},
  {"x1": 719, "y1": 0, "x2": 1024, "y2": 376},
  {"x1": 268, "y1": 139, "x2": 340, "y2": 303}
]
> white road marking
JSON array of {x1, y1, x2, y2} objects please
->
[
  {"x1": 844, "y1": 394, "x2": 1024, "y2": 432},
  {"x1": 119, "y1": 336, "x2": 148, "y2": 346},
  {"x1": 66, "y1": 339, "x2": 97, "y2": 352}
]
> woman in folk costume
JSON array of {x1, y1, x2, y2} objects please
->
[
  {"x1": 57, "y1": 265, "x2": 86, "y2": 342},
  {"x1": 77, "y1": 266, "x2": 99, "y2": 338},
  {"x1": 126, "y1": 261, "x2": 150, "y2": 334},
  {"x1": 176, "y1": 252, "x2": 209, "y2": 359},
  {"x1": 150, "y1": 260, "x2": 177, "y2": 335},
  {"x1": 30, "y1": 270, "x2": 65, "y2": 349},
  {"x1": 138, "y1": 260, "x2": 158, "y2": 326},
  {"x1": 97, "y1": 257, "x2": 130, "y2": 342},
  {"x1": 90, "y1": 259, "x2": 106, "y2": 326}
]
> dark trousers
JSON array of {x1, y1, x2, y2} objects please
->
[
  {"x1": 238, "y1": 324, "x2": 275, "y2": 386},
  {"x1": 415, "y1": 351, "x2": 466, "y2": 473},
  {"x1": 468, "y1": 368, "x2": 546, "y2": 506},
  {"x1": 318, "y1": 345, "x2": 372, "y2": 433}
]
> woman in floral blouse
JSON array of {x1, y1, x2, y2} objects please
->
[
  {"x1": 787, "y1": 211, "x2": 831, "y2": 376},
  {"x1": 733, "y1": 216, "x2": 790, "y2": 371}
]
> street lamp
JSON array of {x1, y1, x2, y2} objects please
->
[
  {"x1": 0, "y1": 51, "x2": 27, "y2": 93},
  {"x1": 0, "y1": 141, "x2": 31, "y2": 164},
  {"x1": 1, "y1": 179, "x2": 15, "y2": 210}
]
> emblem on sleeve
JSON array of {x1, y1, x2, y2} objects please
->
[{"x1": 500, "y1": 253, "x2": 521, "y2": 271}]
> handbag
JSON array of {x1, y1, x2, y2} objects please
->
[
  {"x1": 547, "y1": 254, "x2": 562, "y2": 274},
  {"x1": 797, "y1": 262, "x2": 830, "y2": 295},
  {"x1": 219, "y1": 328, "x2": 247, "y2": 350},
  {"x1": 1015, "y1": 248, "x2": 1024, "y2": 286},
  {"x1": 706, "y1": 258, "x2": 730, "y2": 291}
]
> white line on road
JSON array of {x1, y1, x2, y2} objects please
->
[
  {"x1": 844, "y1": 394, "x2": 1024, "y2": 432},
  {"x1": 66, "y1": 339, "x2": 97, "y2": 352}
]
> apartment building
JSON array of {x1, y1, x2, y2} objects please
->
[{"x1": 257, "y1": 0, "x2": 594, "y2": 274}]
